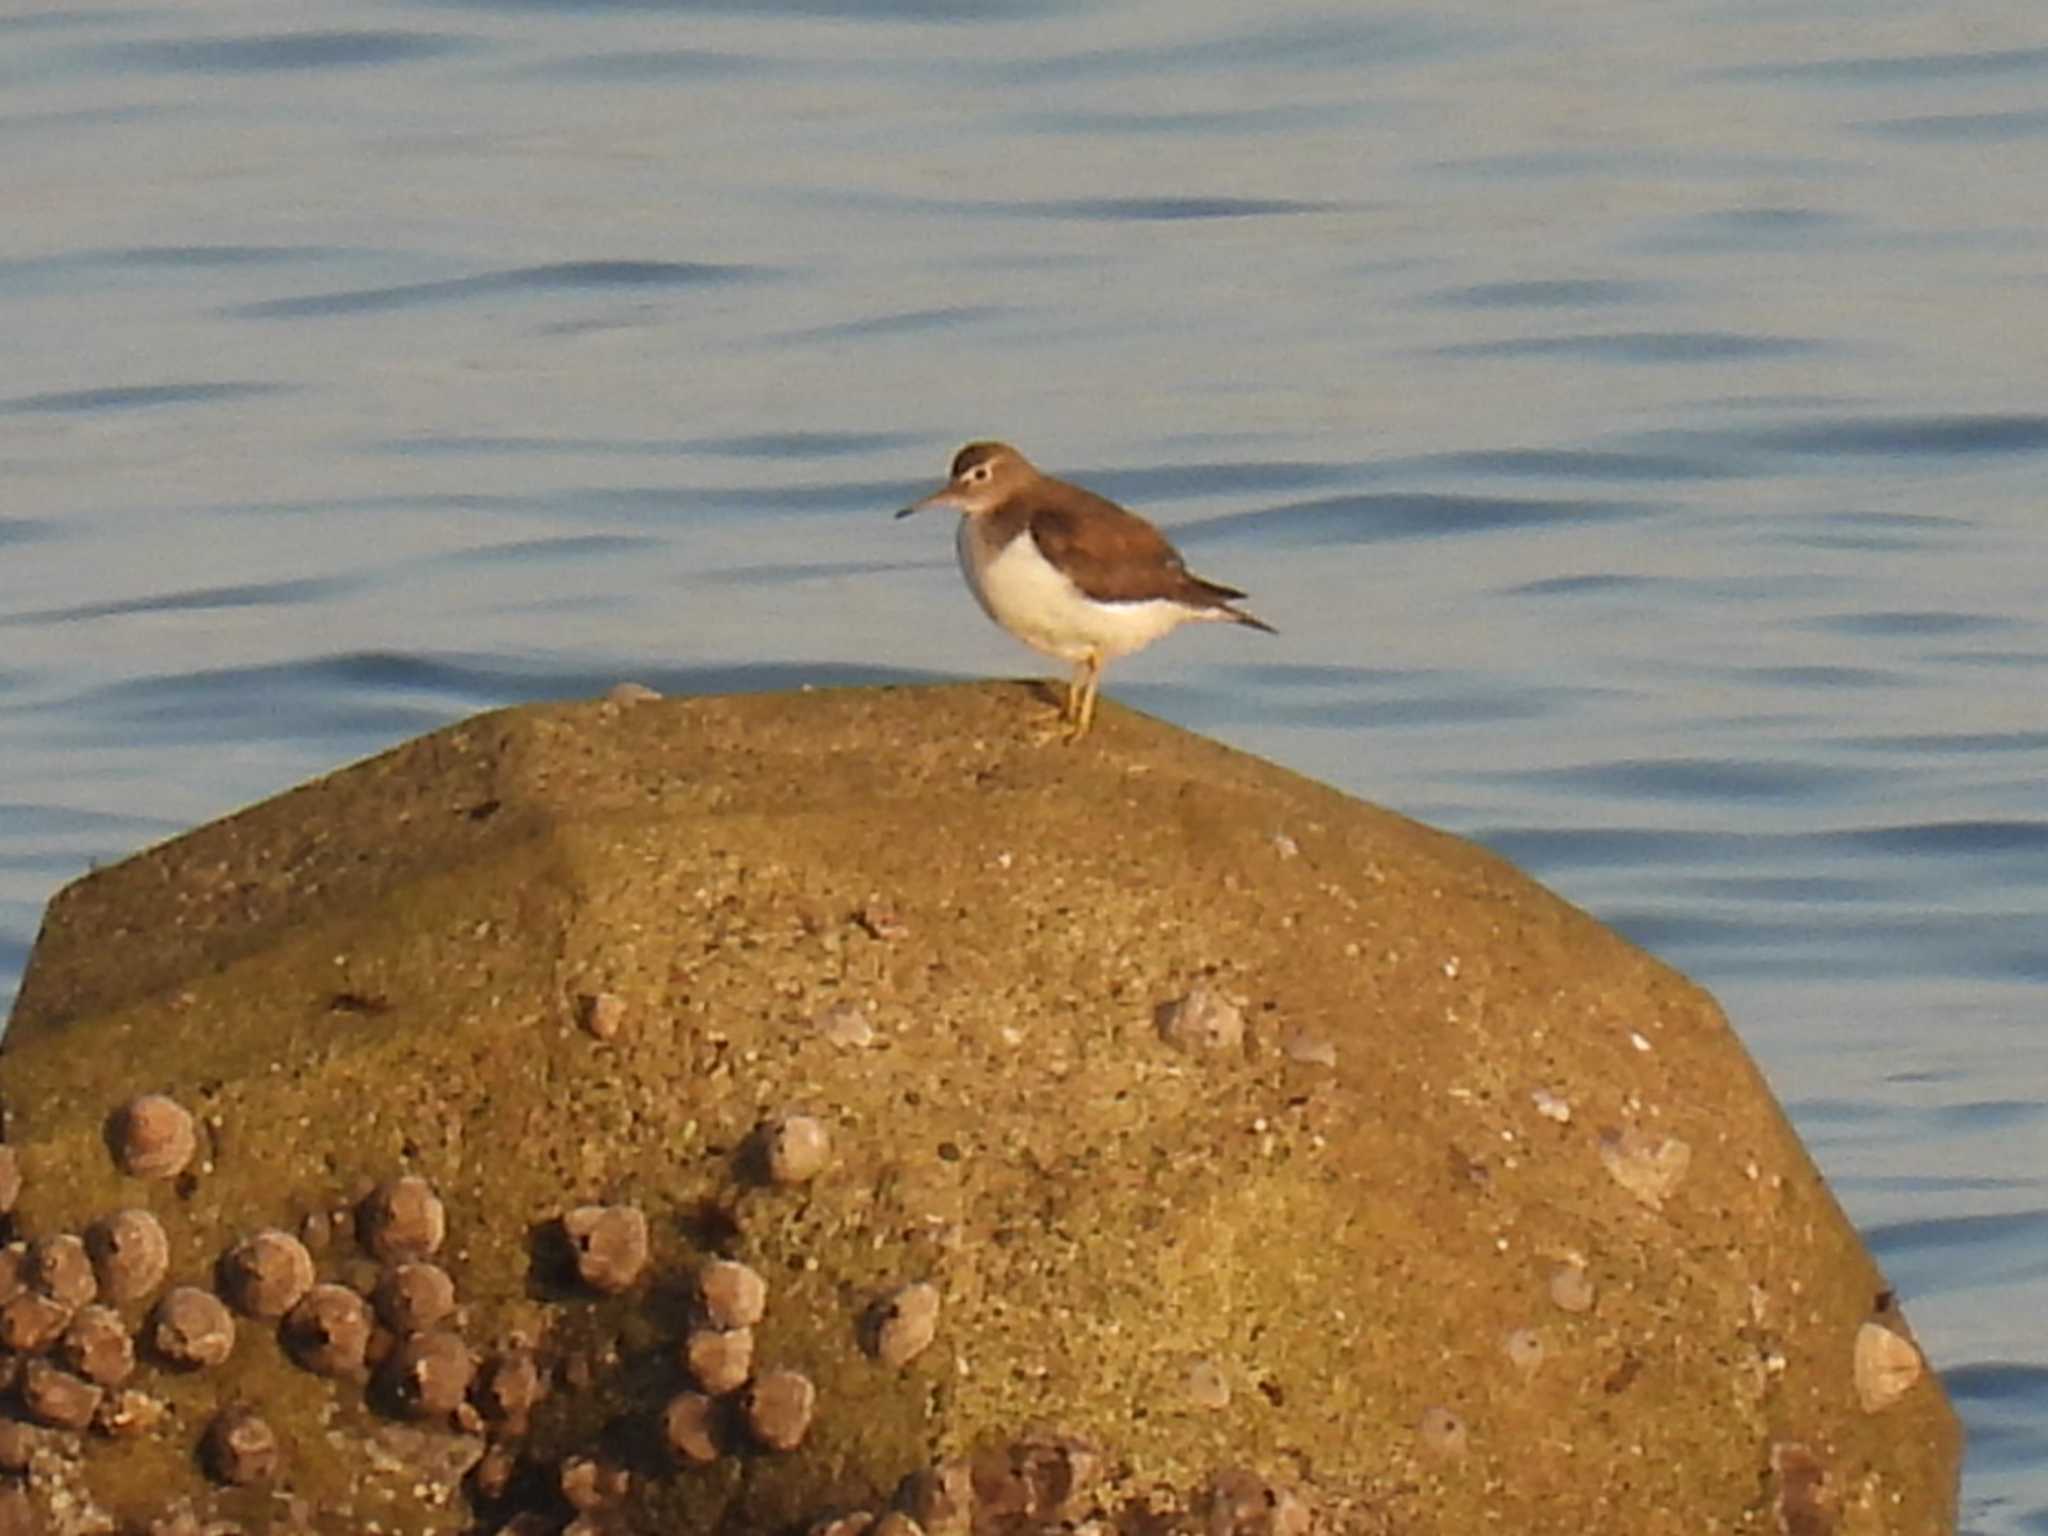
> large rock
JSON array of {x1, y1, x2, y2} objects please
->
[{"x1": 0, "y1": 683, "x2": 1959, "y2": 1533}]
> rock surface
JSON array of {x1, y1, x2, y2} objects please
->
[{"x1": 0, "y1": 683, "x2": 1960, "y2": 1532}]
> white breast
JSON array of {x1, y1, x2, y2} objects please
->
[{"x1": 956, "y1": 517, "x2": 1200, "y2": 663}]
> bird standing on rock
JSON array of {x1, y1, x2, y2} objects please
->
[{"x1": 898, "y1": 442, "x2": 1274, "y2": 740}]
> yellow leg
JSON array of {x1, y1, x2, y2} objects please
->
[{"x1": 1069, "y1": 654, "x2": 1102, "y2": 740}]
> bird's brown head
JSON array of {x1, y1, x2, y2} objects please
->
[{"x1": 896, "y1": 441, "x2": 1038, "y2": 519}]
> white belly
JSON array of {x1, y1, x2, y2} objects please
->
[{"x1": 957, "y1": 517, "x2": 1198, "y2": 663}]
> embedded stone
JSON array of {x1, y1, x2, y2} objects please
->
[
  {"x1": 758, "y1": 1114, "x2": 831, "y2": 1185},
  {"x1": 27, "y1": 1234, "x2": 96, "y2": 1309},
  {"x1": 698, "y1": 1259, "x2": 767, "y2": 1329},
  {"x1": 374, "y1": 1262, "x2": 457, "y2": 1333},
  {"x1": 58, "y1": 1305, "x2": 135, "y2": 1386},
  {"x1": 149, "y1": 1286, "x2": 236, "y2": 1369},
  {"x1": 202, "y1": 1406, "x2": 280, "y2": 1486},
  {"x1": 684, "y1": 1325, "x2": 754, "y2": 1396},
  {"x1": 662, "y1": 1391, "x2": 722, "y2": 1465},
  {"x1": 743, "y1": 1369, "x2": 815, "y2": 1452},
  {"x1": 562, "y1": 1204, "x2": 649, "y2": 1294},
  {"x1": 867, "y1": 1282, "x2": 941, "y2": 1368},
  {"x1": 217, "y1": 1229, "x2": 316, "y2": 1319},
  {"x1": 1154, "y1": 983, "x2": 1244, "y2": 1053},
  {"x1": 382, "y1": 1329, "x2": 475, "y2": 1419},
  {"x1": 576, "y1": 992, "x2": 627, "y2": 1041},
  {"x1": 21, "y1": 1359, "x2": 102, "y2": 1430},
  {"x1": 0, "y1": 1146, "x2": 18, "y2": 1214},
  {"x1": 108, "y1": 1095, "x2": 197, "y2": 1180},
  {"x1": 84, "y1": 1209, "x2": 170, "y2": 1303},
  {"x1": 357, "y1": 1177, "x2": 446, "y2": 1263},
  {"x1": 281, "y1": 1283, "x2": 372, "y2": 1377},
  {"x1": 0, "y1": 1291, "x2": 71, "y2": 1353}
]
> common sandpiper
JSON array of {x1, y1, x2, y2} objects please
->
[{"x1": 898, "y1": 442, "x2": 1274, "y2": 740}]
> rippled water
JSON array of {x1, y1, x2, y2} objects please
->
[{"x1": 3, "y1": 2, "x2": 2045, "y2": 1525}]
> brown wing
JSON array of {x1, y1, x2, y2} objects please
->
[{"x1": 1008, "y1": 479, "x2": 1237, "y2": 608}]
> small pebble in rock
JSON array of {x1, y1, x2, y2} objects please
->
[
  {"x1": 472, "y1": 1442, "x2": 519, "y2": 1501},
  {"x1": 281, "y1": 1284, "x2": 372, "y2": 1377},
  {"x1": 1, "y1": 1291, "x2": 73, "y2": 1353},
  {"x1": 560, "y1": 1454, "x2": 631, "y2": 1511},
  {"x1": 1502, "y1": 1328, "x2": 1545, "y2": 1375},
  {"x1": 813, "y1": 1001, "x2": 875, "y2": 1048},
  {"x1": 1530, "y1": 1089, "x2": 1572, "y2": 1124},
  {"x1": 1598, "y1": 1128, "x2": 1691, "y2": 1211},
  {"x1": 381, "y1": 1329, "x2": 475, "y2": 1419},
  {"x1": 868, "y1": 1282, "x2": 942, "y2": 1369},
  {"x1": 684, "y1": 1326, "x2": 754, "y2": 1396},
  {"x1": 607, "y1": 681, "x2": 662, "y2": 704},
  {"x1": 375, "y1": 1262, "x2": 457, "y2": 1333},
  {"x1": 662, "y1": 1391, "x2": 722, "y2": 1465},
  {"x1": 972, "y1": 1438, "x2": 1101, "y2": 1525},
  {"x1": 699, "y1": 1259, "x2": 768, "y2": 1329},
  {"x1": 109, "y1": 1095, "x2": 198, "y2": 1179},
  {"x1": 857, "y1": 904, "x2": 909, "y2": 941},
  {"x1": 1853, "y1": 1321, "x2": 1923, "y2": 1413},
  {"x1": 758, "y1": 1115, "x2": 832, "y2": 1185},
  {"x1": 809, "y1": 1514, "x2": 875, "y2": 1536},
  {"x1": 1416, "y1": 1405, "x2": 1468, "y2": 1459},
  {"x1": 1183, "y1": 1356, "x2": 1231, "y2": 1410},
  {"x1": 358, "y1": 1177, "x2": 446, "y2": 1263},
  {"x1": 0, "y1": 1419, "x2": 45, "y2": 1473},
  {"x1": 0, "y1": 1145, "x2": 19, "y2": 1213},
  {"x1": 150, "y1": 1286, "x2": 236, "y2": 1369},
  {"x1": 1770, "y1": 1442, "x2": 1833, "y2": 1534},
  {"x1": 0, "y1": 1243, "x2": 24, "y2": 1304},
  {"x1": 59, "y1": 1306, "x2": 135, "y2": 1386},
  {"x1": 1280, "y1": 1030, "x2": 1337, "y2": 1068},
  {"x1": 29, "y1": 1234, "x2": 98, "y2": 1309},
  {"x1": 84, "y1": 1210, "x2": 170, "y2": 1303},
  {"x1": 872, "y1": 1515, "x2": 925, "y2": 1536},
  {"x1": 744, "y1": 1369, "x2": 816, "y2": 1452},
  {"x1": 576, "y1": 992, "x2": 627, "y2": 1041},
  {"x1": 896, "y1": 1460, "x2": 974, "y2": 1536},
  {"x1": 475, "y1": 1349, "x2": 547, "y2": 1431},
  {"x1": 218, "y1": 1230, "x2": 316, "y2": 1320},
  {"x1": 21, "y1": 1359, "x2": 103, "y2": 1430},
  {"x1": 1548, "y1": 1263, "x2": 1596, "y2": 1314},
  {"x1": 1154, "y1": 984, "x2": 1245, "y2": 1053},
  {"x1": 562, "y1": 1204, "x2": 650, "y2": 1294},
  {"x1": 94, "y1": 1388, "x2": 166, "y2": 1438},
  {"x1": 202, "y1": 1406, "x2": 280, "y2": 1486}
]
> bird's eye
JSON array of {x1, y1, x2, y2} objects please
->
[{"x1": 966, "y1": 465, "x2": 991, "y2": 483}]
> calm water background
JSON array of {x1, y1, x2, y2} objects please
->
[{"x1": 2, "y1": 0, "x2": 2044, "y2": 1524}]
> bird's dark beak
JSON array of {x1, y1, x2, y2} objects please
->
[{"x1": 894, "y1": 487, "x2": 960, "y2": 520}]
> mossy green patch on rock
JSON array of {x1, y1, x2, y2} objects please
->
[{"x1": 0, "y1": 683, "x2": 1959, "y2": 1533}]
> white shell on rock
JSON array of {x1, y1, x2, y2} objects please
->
[
  {"x1": 1853, "y1": 1321, "x2": 1922, "y2": 1413},
  {"x1": 1154, "y1": 984, "x2": 1245, "y2": 1053},
  {"x1": 1597, "y1": 1128, "x2": 1691, "y2": 1210}
]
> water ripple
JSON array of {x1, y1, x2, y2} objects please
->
[
  {"x1": 229, "y1": 260, "x2": 769, "y2": 319},
  {"x1": 93, "y1": 30, "x2": 475, "y2": 72},
  {"x1": 1433, "y1": 331, "x2": 1824, "y2": 363},
  {"x1": 0, "y1": 381, "x2": 285, "y2": 413},
  {"x1": 3, "y1": 576, "x2": 358, "y2": 627},
  {"x1": 1429, "y1": 278, "x2": 1668, "y2": 310},
  {"x1": 1189, "y1": 491, "x2": 1656, "y2": 544}
]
